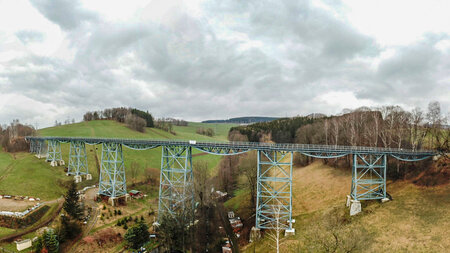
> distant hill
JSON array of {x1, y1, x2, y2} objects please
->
[{"x1": 202, "y1": 116, "x2": 279, "y2": 124}]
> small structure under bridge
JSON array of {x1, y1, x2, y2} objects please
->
[{"x1": 25, "y1": 136, "x2": 436, "y2": 234}]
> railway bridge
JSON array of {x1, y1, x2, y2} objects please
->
[{"x1": 25, "y1": 136, "x2": 435, "y2": 234}]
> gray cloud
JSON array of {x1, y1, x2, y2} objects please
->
[
  {"x1": 30, "y1": 0, "x2": 98, "y2": 30},
  {"x1": 0, "y1": 0, "x2": 448, "y2": 127}
]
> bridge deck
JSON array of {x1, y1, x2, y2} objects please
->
[{"x1": 26, "y1": 136, "x2": 436, "y2": 156}]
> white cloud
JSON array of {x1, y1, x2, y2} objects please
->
[{"x1": 0, "y1": 0, "x2": 448, "y2": 127}]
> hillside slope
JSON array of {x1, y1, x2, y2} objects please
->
[
  {"x1": 0, "y1": 120, "x2": 236, "y2": 201},
  {"x1": 243, "y1": 161, "x2": 450, "y2": 252}
]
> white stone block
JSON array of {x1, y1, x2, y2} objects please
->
[
  {"x1": 346, "y1": 195, "x2": 351, "y2": 207},
  {"x1": 50, "y1": 161, "x2": 57, "y2": 167},
  {"x1": 285, "y1": 228, "x2": 295, "y2": 236},
  {"x1": 74, "y1": 175, "x2": 82, "y2": 183},
  {"x1": 381, "y1": 198, "x2": 390, "y2": 203},
  {"x1": 59, "y1": 160, "x2": 65, "y2": 166},
  {"x1": 350, "y1": 200, "x2": 361, "y2": 216},
  {"x1": 86, "y1": 174, "x2": 92, "y2": 180}
]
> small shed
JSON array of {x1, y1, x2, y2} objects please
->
[
  {"x1": 129, "y1": 190, "x2": 143, "y2": 198},
  {"x1": 15, "y1": 239, "x2": 32, "y2": 251}
]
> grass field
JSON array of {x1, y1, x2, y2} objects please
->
[{"x1": 234, "y1": 161, "x2": 450, "y2": 252}]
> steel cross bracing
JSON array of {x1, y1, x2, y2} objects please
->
[
  {"x1": 350, "y1": 154, "x2": 387, "y2": 201},
  {"x1": 29, "y1": 139, "x2": 36, "y2": 153},
  {"x1": 256, "y1": 150, "x2": 293, "y2": 230},
  {"x1": 46, "y1": 140, "x2": 63, "y2": 165},
  {"x1": 158, "y1": 146, "x2": 194, "y2": 222},
  {"x1": 98, "y1": 143, "x2": 127, "y2": 198},
  {"x1": 68, "y1": 141, "x2": 89, "y2": 176}
]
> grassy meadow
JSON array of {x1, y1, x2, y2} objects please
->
[{"x1": 0, "y1": 120, "x2": 236, "y2": 201}]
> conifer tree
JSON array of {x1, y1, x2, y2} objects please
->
[{"x1": 63, "y1": 181, "x2": 83, "y2": 220}]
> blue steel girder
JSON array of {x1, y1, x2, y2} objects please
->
[
  {"x1": 68, "y1": 141, "x2": 89, "y2": 176},
  {"x1": 123, "y1": 144, "x2": 160, "y2": 150},
  {"x1": 301, "y1": 151, "x2": 349, "y2": 159},
  {"x1": 46, "y1": 140, "x2": 63, "y2": 163},
  {"x1": 351, "y1": 154, "x2": 387, "y2": 201},
  {"x1": 193, "y1": 146, "x2": 251, "y2": 156},
  {"x1": 390, "y1": 153, "x2": 432, "y2": 162},
  {"x1": 98, "y1": 143, "x2": 127, "y2": 198},
  {"x1": 158, "y1": 145, "x2": 194, "y2": 222},
  {"x1": 256, "y1": 150, "x2": 293, "y2": 230}
]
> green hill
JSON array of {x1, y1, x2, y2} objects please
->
[{"x1": 0, "y1": 120, "x2": 236, "y2": 201}]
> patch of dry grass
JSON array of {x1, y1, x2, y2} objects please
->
[{"x1": 244, "y1": 161, "x2": 450, "y2": 253}]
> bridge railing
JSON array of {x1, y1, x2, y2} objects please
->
[{"x1": 25, "y1": 136, "x2": 436, "y2": 156}]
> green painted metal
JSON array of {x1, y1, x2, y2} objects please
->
[
  {"x1": 158, "y1": 146, "x2": 194, "y2": 222},
  {"x1": 68, "y1": 141, "x2": 89, "y2": 176},
  {"x1": 98, "y1": 143, "x2": 127, "y2": 198}
]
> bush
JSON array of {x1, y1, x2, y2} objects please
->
[
  {"x1": 124, "y1": 222, "x2": 150, "y2": 250},
  {"x1": 125, "y1": 113, "x2": 146, "y2": 132},
  {"x1": 196, "y1": 127, "x2": 215, "y2": 137}
]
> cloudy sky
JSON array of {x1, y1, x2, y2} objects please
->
[{"x1": 0, "y1": 0, "x2": 449, "y2": 128}]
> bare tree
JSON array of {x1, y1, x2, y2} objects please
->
[
  {"x1": 193, "y1": 161, "x2": 210, "y2": 208},
  {"x1": 267, "y1": 203, "x2": 283, "y2": 253},
  {"x1": 409, "y1": 107, "x2": 425, "y2": 151},
  {"x1": 239, "y1": 152, "x2": 258, "y2": 211}
]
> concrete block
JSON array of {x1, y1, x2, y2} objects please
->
[
  {"x1": 346, "y1": 195, "x2": 351, "y2": 207},
  {"x1": 50, "y1": 161, "x2": 57, "y2": 167},
  {"x1": 249, "y1": 226, "x2": 261, "y2": 242},
  {"x1": 350, "y1": 200, "x2": 361, "y2": 216},
  {"x1": 285, "y1": 228, "x2": 295, "y2": 236},
  {"x1": 381, "y1": 198, "x2": 390, "y2": 203},
  {"x1": 59, "y1": 160, "x2": 65, "y2": 166},
  {"x1": 86, "y1": 174, "x2": 92, "y2": 180},
  {"x1": 74, "y1": 175, "x2": 82, "y2": 183}
]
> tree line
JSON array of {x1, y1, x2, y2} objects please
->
[
  {"x1": 83, "y1": 107, "x2": 154, "y2": 132},
  {"x1": 0, "y1": 119, "x2": 35, "y2": 152},
  {"x1": 230, "y1": 101, "x2": 449, "y2": 152}
]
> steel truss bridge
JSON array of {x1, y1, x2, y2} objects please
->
[{"x1": 25, "y1": 136, "x2": 435, "y2": 232}]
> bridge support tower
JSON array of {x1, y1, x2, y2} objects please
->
[
  {"x1": 98, "y1": 143, "x2": 128, "y2": 206},
  {"x1": 35, "y1": 140, "x2": 47, "y2": 159},
  {"x1": 256, "y1": 150, "x2": 294, "y2": 234},
  {"x1": 47, "y1": 140, "x2": 64, "y2": 166},
  {"x1": 29, "y1": 139, "x2": 37, "y2": 153},
  {"x1": 349, "y1": 154, "x2": 388, "y2": 215},
  {"x1": 158, "y1": 146, "x2": 194, "y2": 223},
  {"x1": 68, "y1": 141, "x2": 90, "y2": 183}
]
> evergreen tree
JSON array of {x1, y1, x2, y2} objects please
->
[
  {"x1": 34, "y1": 236, "x2": 44, "y2": 253},
  {"x1": 43, "y1": 230, "x2": 59, "y2": 253},
  {"x1": 63, "y1": 181, "x2": 83, "y2": 220},
  {"x1": 124, "y1": 222, "x2": 150, "y2": 249}
]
